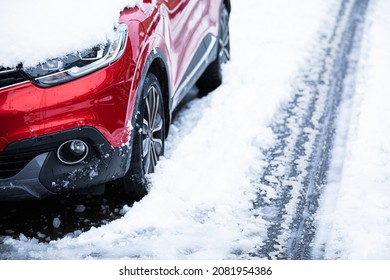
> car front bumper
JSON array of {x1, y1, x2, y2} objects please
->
[{"x1": 0, "y1": 127, "x2": 131, "y2": 200}]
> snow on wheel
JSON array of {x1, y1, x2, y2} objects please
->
[{"x1": 123, "y1": 73, "x2": 166, "y2": 201}]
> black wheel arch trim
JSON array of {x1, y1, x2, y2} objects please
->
[
  {"x1": 224, "y1": 0, "x2": 231, "y2": 13},
  {"x1": 131, "y1": 47, "x2": 172, "y2": 142}
]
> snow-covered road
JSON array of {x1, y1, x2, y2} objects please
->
[
  {"x1": 313, "y1": 0, "x2": 390, "y2": 259},
  {"x1": 256, "y1": 0, "x2": 369, "y2": 259},
  {"x1": 1, "y1": 0, "x2": 390, "y2": 260}
]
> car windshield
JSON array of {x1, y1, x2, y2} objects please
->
[{"x1": 0, "y1": 0, "x2": 142, "y2": 68}]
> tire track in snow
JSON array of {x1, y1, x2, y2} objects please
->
[{"x1": 253, "y1": 0, "x2": 369, "y2": 259}]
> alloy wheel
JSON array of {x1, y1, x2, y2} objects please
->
[
  {"x1": 219, "y1": 6, "x2": 230, "y2": 64},
  {"x1": 142, "y1": 84, "x2": 164, "y2": 174}
]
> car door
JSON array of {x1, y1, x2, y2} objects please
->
[{"x1": 163, "y1": 0, "x2": 205, "y2": 101}]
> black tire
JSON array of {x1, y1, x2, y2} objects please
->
[
  {"x1": 197, "y1": 2, "x2": 230, "y2": 95},
  {"x1": 123, "y1": 73, "x2": 165, "y2": 201}
]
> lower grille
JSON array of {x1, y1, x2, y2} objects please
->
[
  {"x1": 0, "y1": 67, "x2": 28, "y2": 89},
  {"x1": 0, "y1": 151, "x2": 44, "y2": 179}
]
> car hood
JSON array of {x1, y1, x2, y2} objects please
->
[{"x1": 0, "y1": 0, "x2": 142, "y2": 68}]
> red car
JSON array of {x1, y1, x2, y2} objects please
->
[{"x1": 0, "y1": 0, "x2": 231, "y2": 200}]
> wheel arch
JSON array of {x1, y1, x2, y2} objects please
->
[
  {"x1": 224, "y1": 0, "x2": 231, "y2": 13},
  {"x1": 143, "y1": 49, "x2": 171, "y2": 138}
]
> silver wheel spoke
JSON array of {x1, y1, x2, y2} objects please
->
[
  {"x1": 152, "y1": 116, "x2": 163, "y2": 133},
  {"x1": 145, "y1": 96, "x2": 152, "y2": 123},
  {"x1": 218, "y1": 9, "x2": 230, "y2": 64},
  {"x1": 143, "y1": 137, "x2": 150, "y2": 158},
  {"x1": 142, "y1": 118, "x2": 149, "y2": 135},
  {"x1": 220, "y1": 47, "x2": 230, "y2": 62},
  {"x1": 150, "y1": 88, "x2": 159, "y2": 129},
  {"x1": 143, "y1": 145, "x2": 151, "y2": 173},
  {"x1": 150, "y1": 142, "x2": 158, "y2": 170},
  {"x1": 141, "y1": 83, "x2": 164, "y2": 175},
  {"x1": 221, "y1": 31, "x2": 230, "y2": 47},
  {"x1": 152, "y1": 138, "x2": 163, "y2": 155}
]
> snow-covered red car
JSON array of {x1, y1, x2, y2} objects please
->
[{"x1": 0, "y1": 0, "x2": 231, "y2": 200}]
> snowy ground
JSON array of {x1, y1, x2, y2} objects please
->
[
  {"x1": 313, "y1": 0, "x2": 390, "y2": 259},
  {"x1": 1, "y1": 0, "x2": 389, "y2": 260}
]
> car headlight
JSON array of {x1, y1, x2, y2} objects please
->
[{"x1": 24, "y1": 24, "x2": 128, "y2": 87}]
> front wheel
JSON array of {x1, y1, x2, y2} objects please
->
[{"x1": 123, "y1": 73, "x2": 165, "y2": 201}]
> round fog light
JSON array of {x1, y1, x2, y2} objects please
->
[
  {"x1": 57, "y1": 139, "x2": 89, "y2": 165},
  {"x1": 70, "y1": 140, "x2": 86, "y2": 156}
]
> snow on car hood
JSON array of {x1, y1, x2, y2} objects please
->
[{"x1": 0, "y1": 0, "x2": 142, "y2": 68}]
